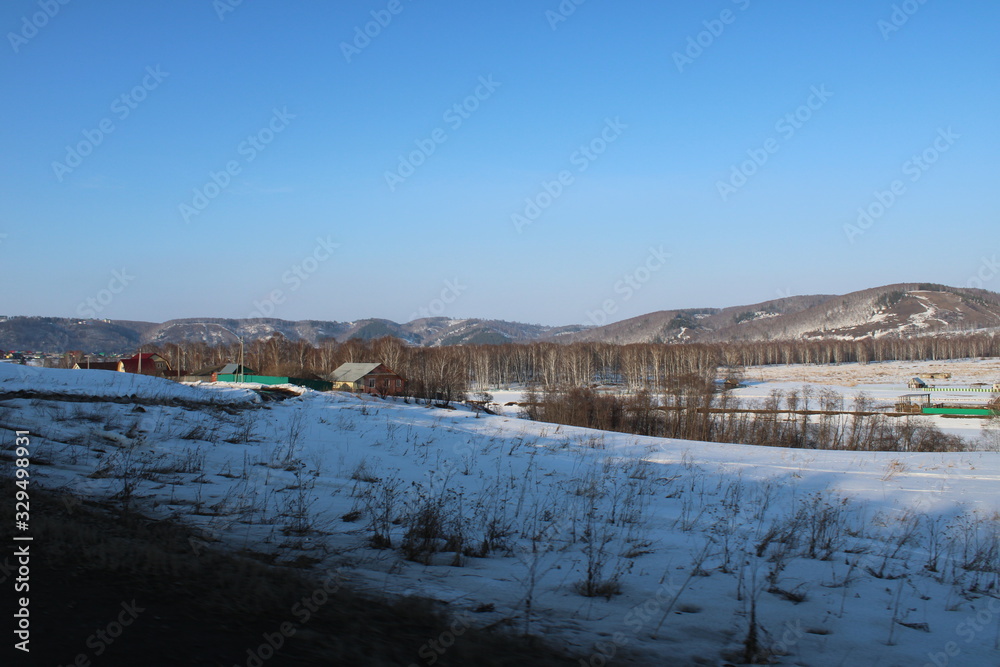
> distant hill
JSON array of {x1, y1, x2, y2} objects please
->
[
  {"x1": 4, "y1": 284, "x2": 999, "y2": 354},
  {"x1": 0, "y1": 316, "x2": 587, "y2": 354},
  {"x1": 553, "y1": 283, "x2": 1000, "y2": 344}
]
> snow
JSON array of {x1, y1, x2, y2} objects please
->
[
  {"x1": 735, "y1": 360, "x2": 1000, "y2": 444},
  {"x1": 730, "y1": 381, "x2": 992, "y2": 442},
  {"x1": 746, "y1": 358, "x2": 1000, "y2": 388},
  {"x1": 911, "y1": 294, "x2": 950, "y2": 329},
  {"x1": 3, "y1": 363, "x2": 1000, "y2": 665},
  {"x1": 0, "y1": 362, "x2": 259, "y2": 404}
]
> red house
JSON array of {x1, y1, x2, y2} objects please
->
[{"x1": 122, "y1": 353, "x2": 172, "y2": 377}]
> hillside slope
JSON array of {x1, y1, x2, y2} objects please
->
[
  {"x1": 556, "y1": 283, "x2": 1000, "y2": 344},
  {"x1": 4, "y1": 363, "x2": 1000, "y2": 666},
  {"x1": 5, "y1": 284, "x2": 1000, "y2": 353},
  {"x1": 0, "y1": 316, "x2": 586, "y2": 354}
]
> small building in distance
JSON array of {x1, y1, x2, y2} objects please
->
[
  {"x1": 215, "y1": 372, "x2": 332, "y2": 392},
  {"x1": 73, "y1": 360, "x2": 125, "y2": 372},
  {"x1": 191, "y1": 363, "x2": 257, "y2": 380},
  {"x1": 122, "y1": 353, "x2": 172, "y2": 376},
  {"x1": 722, "y1": 377, "x2": 745, "y2": 390},
  {"x1": 908, "y1": 377, "x2": 928, "y2": 389},
  {"x1": 329, "y1": 362, "x2": 405, "y2": 395},
  {"x1": 73, "y1": 354, "x2": 186, "y2": 377},
  {"x1": 192, "y1": 363, "x2": 332, "y2": 391},
  {"x1": 894, "y1": 393, "x2": 930, "y2": 414}
]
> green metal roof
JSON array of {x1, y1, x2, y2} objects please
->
[{"x1": 329, "y1": 362, "x2": 382, "y2": 383}]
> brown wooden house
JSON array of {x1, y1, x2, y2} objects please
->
[{"x1": 328, "y1": 363, "x2": 405, "y2": 395}]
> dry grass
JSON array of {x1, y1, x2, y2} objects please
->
[{"x1": 0, "y1": 479, "x2": 586, "y2": 666}]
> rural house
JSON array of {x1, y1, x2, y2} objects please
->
[
  {"x1": 122, "y1": 353, "x2": 172, "y2": 376},
  {"x1": 73, "y1": 353, "x2": 181, "y2": 377},
  {"x1": 191, "y1": 363, "x2": 256, "y2": 380},
  {"x1": 188, "y1": 363, "x2": 333, "y2": 391},
  {"x1": 72, "y1": 360, "x2": 125, "y2": 372},
  {"x1": 329, "y1": 362, "x2": 405, "y2": 395}
]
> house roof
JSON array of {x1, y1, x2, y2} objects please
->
[
  {"x1": 122, "y1": 353, "x2": 170, "y2": 374},
  {"x1": 329, "y1": 362, "x2": 382, "y2": 383},
  {"x1": 127, "y1": 353, "x2": 165, "y2": 362},
  {"x1": 192, "y1": 363, "x2": 255, "y2": 377}
]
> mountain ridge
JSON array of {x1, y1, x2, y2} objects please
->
[
  {"x1": 553, "y1": 283, "x2": 1000, "y2": 345},
  {"x1": 3, "y1": 283, "x2": 999, "y2": 354}
]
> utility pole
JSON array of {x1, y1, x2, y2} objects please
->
[
  {"x1": 238, "y1": 336, "x2": 245, "y2": 383},
  {"x1": 155, "y1": 321, "x2": 245, "y2": 382}
]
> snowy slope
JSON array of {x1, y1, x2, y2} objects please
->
[
  {"x1": 558, "y1": 285, "x2": 1000, "y2": 344},
  {"x1": 3, "y1": 364, "x2": 999, "y2": 666},
  {"x1": 0, "y1": 362, "x2": 259, "y2": 404}
]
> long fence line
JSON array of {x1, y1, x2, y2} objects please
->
[
  {"x1": 657, "y1": 406, "x2": 995, "y2": 419},
  {"x1": 917, "y1": 386, "x2": 998, "y2": 393}
]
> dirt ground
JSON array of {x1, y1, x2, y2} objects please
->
[{"x1": 1, "y1": 482, "x2": 585, "y2": 667}]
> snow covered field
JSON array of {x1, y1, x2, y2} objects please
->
[
  {"x1": 496, "y1": 358, "x2": 1000, "y2": 446},
  {"x1": 745, "y1": 359, "x2": 1000, "y2": 387},
  {"x1": 733, "y1": 360, "x2": 999, "y2": 448},
  {"x1": 3, "y1": 362, "x2": 999, "y2": 666}
]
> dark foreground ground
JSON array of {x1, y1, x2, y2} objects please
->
[{"x1": 1, "y1": 479, "x2": 587, "y2": 666}]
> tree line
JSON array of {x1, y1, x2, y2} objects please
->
[
  {"x1": 136, "y1": 331, "x2": 1000, "y2": 395},
  {"x1": 523, "y1": 384, "x2": 971, "y2": 452},
  {"x1": 717, "y1": 333, "x2": 1000, "y2": 367},
  {"x1": 130, "y1": 333, "x2": 993, "y2": 451}
]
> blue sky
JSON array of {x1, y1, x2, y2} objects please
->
[{"x1": 1, "y1": 0, "x2": 997, "y2": 326}]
